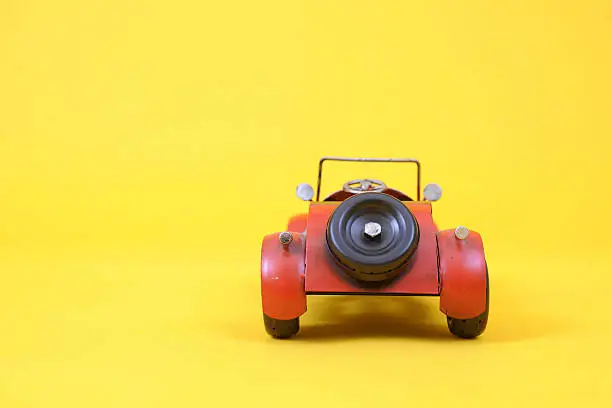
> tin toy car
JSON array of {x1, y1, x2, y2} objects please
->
[{"x1": 260, "y1": 157, "x2": 489, "y2": 339}]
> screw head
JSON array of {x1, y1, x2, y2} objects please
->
[
  {"x1": 364, "y1": 222, "x2": 382, "y2": 239},
  {"x1": 279, "y1": 232, "x2": 293, "y2": 245}
]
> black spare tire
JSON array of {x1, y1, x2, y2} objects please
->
[{"x1": 326, "y1": 192, "x2": 420, "y2": 282}]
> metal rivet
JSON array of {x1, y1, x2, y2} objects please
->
[
  {"x1": 279, "y1": 232, "x2": 293, "y2": 245},
  {"x1": 454, "y1": 226, "x2": 469, "y2": 240}
]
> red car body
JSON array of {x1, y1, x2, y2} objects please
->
[{"x1": 261, "y1": 157, "x2": 489, "y2": 339}]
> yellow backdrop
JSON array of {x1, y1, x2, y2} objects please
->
[{"x1": 1, "y1": 1, "x2": 611, "y2": 407}]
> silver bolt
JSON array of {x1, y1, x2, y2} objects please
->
[
  {"x1": 279, "y1": 232, "x2": 293, "y2": 245},
  {"x1": 364, "y1": 222, "x2": 382, "y2": 239}
]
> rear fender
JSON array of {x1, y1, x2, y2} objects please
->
[
  {"x1": 261, "y1": 232, "x2": 307, "y2": 320},
  {"x1": 438, "y1": 229, "x2": 488, "y2": 319}
]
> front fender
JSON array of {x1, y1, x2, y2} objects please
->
[
  {"x1": 438, "y1": 229, "x2": 488, "y2": 319},
  {"x1": 261, "y1": 232, "x2": 307, "y2": 320},
  {"x1": 287, "y1": 214, "x2": 308, "y2": 232}
]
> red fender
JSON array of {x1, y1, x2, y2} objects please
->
[
  {"x1": 287, "y1": 214, "x2": 308, "y2": 232},
  {"x1": 438, "y1": 229, "x2": 488, "y2": 319},
  {"x1": 261, "y1": 232, "x2": 307, "y2": 320}
]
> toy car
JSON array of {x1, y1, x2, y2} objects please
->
[{"x1": 260, "y1": 157, "x2": 489, "y2": 339}]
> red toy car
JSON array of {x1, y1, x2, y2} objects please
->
[{"x1": 260, "y1": 157, "x2": 489, "y2": 339}]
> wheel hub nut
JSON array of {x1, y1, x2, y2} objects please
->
[{"x1": 364, "y1": 222, "x2": 382, "y2": 239}]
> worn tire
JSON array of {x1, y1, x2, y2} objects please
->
[
  {"x1": 263, "y1": 313, "x2": 299, "y2": 339},
  {"x1": 446, "y1": 266, "x2": 489, "y2": 339}
]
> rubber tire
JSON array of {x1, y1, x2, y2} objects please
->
[
  {"x1": 326, "y1": 192, "x2": 419, "y2": 282},
  {"x1": 446, "y1": 267, "x2": 489, "y2": 339},
  {"x1": 263, "y1": 313, "x2": 299, "y2": 339}
]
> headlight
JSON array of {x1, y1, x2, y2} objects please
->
[
  {"x1": 296, "y1": 183, "x2": 314, "y2": 201},
  {"x1": 423, "y1": 183, "x2": 442, "y2": 201}
]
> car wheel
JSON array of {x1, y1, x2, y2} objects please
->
[
  {"x1": 447, "y1": 311, "x2": 488, "y2": 339},
  {"x1": 446, "y1": 266, "x2": 489, "y2": 339},
  {"x1": 263, "y1": 313, "x2": 299, "y2": 339}
]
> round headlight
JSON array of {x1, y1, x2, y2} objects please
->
[
  {"x1": 296, "y1": 183, "x2": 314, "y2": 201},
  {"x1": 423, "y1": 183, "x2": 442, "y2": 201}
]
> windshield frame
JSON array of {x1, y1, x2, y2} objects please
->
[{"x1": 315, "y1": 156, "x2": 422, "y2": 202}]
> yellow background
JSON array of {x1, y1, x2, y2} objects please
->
[{"x1": 1, "y1": 1, "x2": 611, "y2": 406}]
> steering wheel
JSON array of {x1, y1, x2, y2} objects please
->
[{"x1": 342, "y1": 179, "x2": 387, "y2": 194}]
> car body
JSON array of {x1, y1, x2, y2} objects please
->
[{"x1": 260, "y1": 157, "x2": 489, "y2": 339}]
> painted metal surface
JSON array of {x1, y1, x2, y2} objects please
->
[
  {"x1": 437, "y1": 229, "x2": 488, "y2": 319},
  {"x1": 260, "y1": 232, "x2": 307, "y2": 320},
  {"x1": 304, "y1": 201, "x2": 440, "y2": 295},
  {"x1": 287, "y1": 213, "x2": 308, "y2": 232}
]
